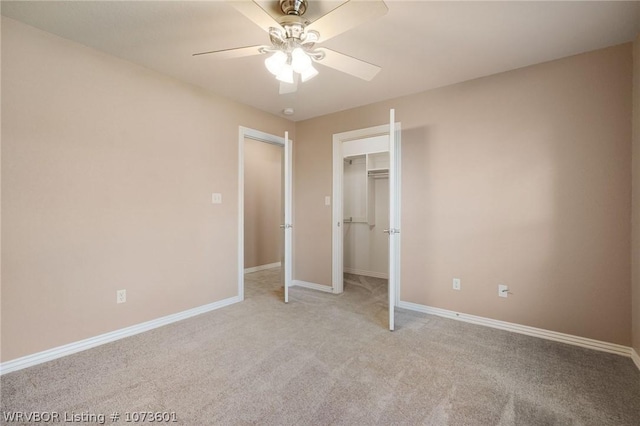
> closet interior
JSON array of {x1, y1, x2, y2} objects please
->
[{"x1": 343, "y1": 150, "x2": 390, "y2": 279}]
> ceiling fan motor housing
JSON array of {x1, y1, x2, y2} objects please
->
[
  {"x1": 281, "y1": 20, "x2": 306, "y2": 40},
  {"x1": 280, "y1": 0, "x2": 308, "y2": 16}
]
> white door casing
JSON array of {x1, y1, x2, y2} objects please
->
[{"x1": 283, "y1": 131, "x2": 293, "y2": 303}]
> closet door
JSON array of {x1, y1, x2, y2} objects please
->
[
  {"x1": 282, "y1": 131, "x2": 293, "y2": 303},
  {"x1": 387, "y1": 109, "x2": 400, "y2": 331}
]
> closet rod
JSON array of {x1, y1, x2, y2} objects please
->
[{"x1": 368, "y1": 170, "x2": 389, "y2": 178}]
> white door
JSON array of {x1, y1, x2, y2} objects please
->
[
  {"x1": 283, "y1": 131, "x2": 293, "y2": 303},
  {"x1": 387, "y1": 109, "x2": 400, "y2": 331}
]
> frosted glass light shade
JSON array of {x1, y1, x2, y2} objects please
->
[
  {"x1": 291, "y1": 48, "x2": 312, "y2": 74},
  {"x1": 276, "y1": 64, "x2": 294, "y2": 84},
  {"x1": 300, "y1": 64, "x2": 318, "y2": 82},
  {"x1": 265, "y1": 51, "x2": 287, "y2": 76}
]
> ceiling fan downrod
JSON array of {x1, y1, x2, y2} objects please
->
[{"x1": 279, "y1": 0, "x2": 308, "y2": 16}]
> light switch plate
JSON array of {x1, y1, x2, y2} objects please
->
[
  {"x1": 325, "y1": 196, "x2": 331, "y2": 206},
  {"x1": 212, "y1": 193, "x2": 222, "y2": 204},
  {"x1": 499, "y1": 284, "x2": 508, "y2": 298}
]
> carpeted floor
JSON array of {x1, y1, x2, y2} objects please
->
[{"x1": 1, "y1": 269, "x2": 639, "y2": 425}]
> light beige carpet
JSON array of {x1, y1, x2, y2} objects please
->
[{"x1": 1, "y1": 269, "x2": 639, "y2": 425}]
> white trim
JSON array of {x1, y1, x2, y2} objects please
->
[
  {"x1": 332, "y1": 136, "x2": 344, "y2": 294},
  {"x1": 342, "y1": 135, "x2": 389, "y2": 157},
  {"x1": 398, "y1": 301, "x2": 633, "y2": 358},
  {"x1": 238, "y1": 127, "x2": 245, "y2": 301},
  {"x1": 0, "y1": 296, "x2": 240, "y2": 375},
  {"x1": 238, "y1": 126, "x2": 286, "y2": 302},
  {"x1": 283, "y1": 132, "x2": 293, "y2": 303},
  {"x1": 244, "y1": 262, "x2": 281, "y2": 274},
  {"x1": 334, "y1": 124, "x2": 390, "y2": 143},
  {"x1": 344, "y1": 267, "x2": 389, "y2": 279},
  {"x1": 292, "y1": 280, "x2": 334, "y2": 293},
  {"x1": 632, "y1": 348, "x2": 640, "y2": 371}
]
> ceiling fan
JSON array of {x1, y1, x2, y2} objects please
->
[{"x1": 193, "y1": 0, "x2": 388, "y2": 94}]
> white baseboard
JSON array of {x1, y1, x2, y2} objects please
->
[
  {"x1": 632, "y1": 348, "x2": 640, "y2": 371},
  {"x1": 291, "y1": 280, "x2": 334, "y2": 293},
  {"x1": 244, "y1": 262, "x2": 281, "y2": 274},
  {"x1": 398, "y1": 301, "x2": 632, "y2": 358},
  {"x1": 0, "y1": 296, "x2": 241, "y2": 375},
  {"x1": 344, "y1": 268, "x2": 389, "y2": 279}
]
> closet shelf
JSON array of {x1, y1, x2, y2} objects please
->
[{"x1": 344, "y1": 151, "x2": 390, "y2": 226}]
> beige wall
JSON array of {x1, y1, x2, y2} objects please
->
[
  {"x1": 1, "y1": 18, "x2": 292, "y2": 362},
  {"x1": 1, "y1": 15, "x2": 635, "y2": 363},
  {"x1": 295, "y1": 43, "x2": 633, "y2": 345},
  {"x1": 244, "y1": 138, "x2": 282, "y2": 269},
  {"x1": 0, "y1": 16, "x2": 3, "y2": 362},
  {"x1": 632, "y1": 33, "x2": 640, "y2": 356}
]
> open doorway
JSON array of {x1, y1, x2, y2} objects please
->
[
  {"x1": 244, "y1": 137, "x2": 283, "y2": 273},
  {"x1": 237, "y1": 127, "x2": 292, "y2": 303},
  {"x1": 243, "y1": 137, "x2": 284, "y2": 299},
  {"x1": 332, "y1": 110, "x2": 401, "y2": 330}
]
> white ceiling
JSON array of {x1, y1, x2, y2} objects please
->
[{"x1": 2, "y1": 1, "x2": 639, "y2": 121}]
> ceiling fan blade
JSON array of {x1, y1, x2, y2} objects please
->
[
  {"x1": 192, "y1": 45, "x2": 264, "y2": 59},
  {"x1": 279, "y1": 74, "x2": 299, "y2": 95},
  {"x1": 306, "y1": 0, "x2": 388, "y2": 43},
  {"x1": 231, "y1": 1, "x2": 283, "y2": 33},
  {"x1": 316, "y1": 48, "x2": 381, "y2": 81}
]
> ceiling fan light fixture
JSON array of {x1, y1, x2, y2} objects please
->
[
  {"x1": 265, "y1": 51, "x2": 288, "y2": 76},
  {"x1": 291, "y1": 47, "x2": 312, "y2": 73},
  {"x1": 198, "y1": 0, "x2": 389, "y2": 95},
  {"x1": 300, "y1": 64, "x2": 318, "y2": 82},
  {"x1": 276, "y1": 63, "x2": 295, "y2": 84}
]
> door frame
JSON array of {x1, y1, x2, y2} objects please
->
[
  {"x1": 238, "y1": 126, "x2": 286, "y2": 301},
  {"x1": 332, "y1": 121, "x2": 402, "y2": 302}
]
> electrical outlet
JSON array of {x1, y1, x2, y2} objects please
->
[
  {"x1": 117, "y1": 289, "x2": 126, "y2": 304},
  {"x1": 498, "y1": 285, "x2": 508, "y2": 298},
  {"x1": 212, "y1": 193, "x2": 222, "y2": 204},
  {"x1": 453, "y1": 278, "x2": 461, "y2": 290}
]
